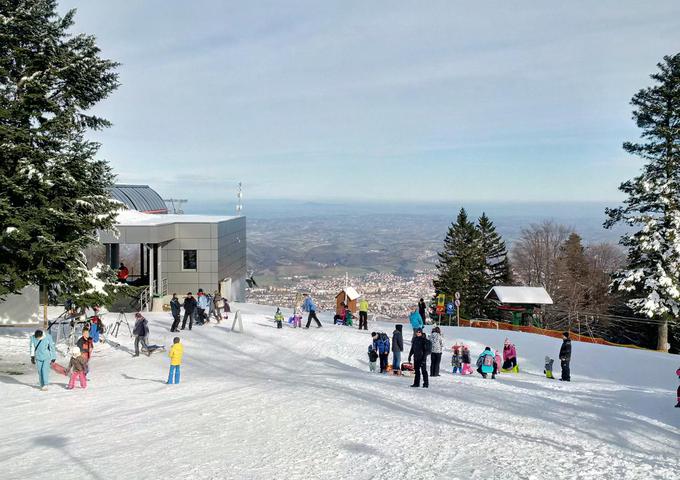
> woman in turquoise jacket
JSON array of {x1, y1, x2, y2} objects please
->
[
  {"x1": 409, "y1": 306, "x2": 423, "y2": 330},
  {"x1": 29, "y1": 330, "x2": 56, "y2": 390}
]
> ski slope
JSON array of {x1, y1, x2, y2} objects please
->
[{"x1": 0, "y1": 303, "x2": 678, "y2": 480}]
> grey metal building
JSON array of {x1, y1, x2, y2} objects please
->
[{"x1": 100, "y1": 185, "x2": 247, "y2": 303}]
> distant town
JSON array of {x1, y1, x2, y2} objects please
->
[{"x1": 246, "y1": 270, "x2": 436, "y2": 321}]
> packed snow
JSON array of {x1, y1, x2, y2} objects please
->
[{"x1": 0, "y1": 304, "x2": 678, "y2": 480}]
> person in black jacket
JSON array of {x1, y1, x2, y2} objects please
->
[
  {"x1": 170, "y1": 293, "x2": 181, "y2": 332},
  {"x1": 181, "y1": 292, "x2": 197, "y2": 330},
  {"x1": 392, "y1": 324, "x2": 404, "y2": 373},
  {"x1": 133, "y1": 313, "x2": 150, "y2": 357},
  {"x1": 418, "y1": 298, "x2": 427, "y2": 324},
  {"x1": 559, "y1": 331, "x2": 572, "y2": 381},
  {"x1": 408, "y1": 329, "x2": 430, "y2": 388}
]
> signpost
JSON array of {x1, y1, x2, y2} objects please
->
[
  {"x1": 446, "y1": 302, "x2": 454, "y2": 326},
  {"x1": 454, "y1": 292, "x2": 461, "y2": 327},
  {"x1": 436, "y1": 293, "x2": 446, "y2": 325}
]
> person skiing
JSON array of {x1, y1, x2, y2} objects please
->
[
  {"x1": 408, "y1": 328, "x2": 430, "y2": 388},
  {"x1": 302, "y1": 294, "x2": 322, "y2": 328},
  {"x1": 429, "y1": 326, "x2": 444, "y2": 377},
  {"x1": 181, "y1": 292, "x2": 196, "y2": 330},
  {"x1": 167, "y1": 337, "x2": 183, "y2": 385},
  {"x1": 418, "y1": 298, "x2": 427, "y2": 324},
  {"x1": 559, "y1": 331, "x2": 572, "y2": 381},
  {"x1": 409, "y1": 305, "x2": 423, "y2": 331},
  {"x1": 372, "y1": 331, "x2": 390, "y2": 373},
  {"x1": 66, "y1": 347, "x2": 87, "y2": 390},
  {"x1": 29, "y1": 329, "x2": 56, "y2": 391},
  {"x1": 170, "y1": 293, "x2": 181, "y2": 332},
  {"x1": 392, "y1": 324, "x2": 404, "y2": 374},
  {"x1": 502, "y1": 338, "x2": 518, "y2": 372},
  {"x1": 358, "y1": 297, "x2": 369, "y2": 330},
  {"x1": 476, "y1": 347, "x2": 497, "y2": 379},
  {"x1": 133, "y1": 312, "x2": 150, "y2": 357}
]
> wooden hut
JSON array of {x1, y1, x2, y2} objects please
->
[{"x1": 335, "y1": 287, "x2": 361, "y2": 314}]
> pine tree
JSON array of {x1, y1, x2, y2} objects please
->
[
  {"x1": 605, "y1": 53, "x2": 680, "y2": 352},
  {"x1": 554, "y1": 233, "x2": 590, "y2": 314},
  {"x1": 477, "y1": 212, "x2": 511, "y2": 317},
  {"x1": 434, "y1": 208, "x2": 486, "y2": 318},
  {"x1": 0, "y1": 1, "x2": 120, "y2": 303}
]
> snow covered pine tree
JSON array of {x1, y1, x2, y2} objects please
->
[
  {"x1": 0, "y1": 1, "x2": 121, "y2": 302},
  {"x1": 605, "y1": 53, "x2": 680, "y2": 352}
]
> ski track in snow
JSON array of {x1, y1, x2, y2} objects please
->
[{"x1": 0, "y1": 303, "x2": 679, "y2": 480}]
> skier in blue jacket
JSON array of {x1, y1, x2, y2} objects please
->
[
  {"x1": 29, "y1": 330, "x2": 56, "y2": 391},
  {"x1": 372, "y1": 331, "x2": 391, "y2": 373},
  {"x1": 409, "y1": 305, "x2": 423, "y2": 331}
]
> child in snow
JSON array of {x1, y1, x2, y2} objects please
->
[
  {"x1": 545, "y1": 356, "x2": 555, "y2": 379},
  {"x1": 368, "y1": 345, "x2": 378, "y2": 372},
  {"x1": 461, "y1": 345, "x2": 474, "y2": 375},
  {"x1": 494, "y1": 349, "x2": 502, "y2": 375},
  {"x1": 290, "y1": 308, "x2": 302, "y2": 329},
  {"x1": 167, "y1": 337, "x2": 183, "y2": 385},
  {"x1": 502, "y1": 338, "x2": 519, "y2": 373},
  {"x1": 274, "y1": 308, "x2": 284, "y2": 329},
  {"x1": 67, "y1": 347, "x2": 87, "y2": 390},
  {"x1": 476, "y1": 347, "x2": 497, "y2": 379},
  {"x1": 451, "y1": 344, "x2": 462, "y2": 374}
]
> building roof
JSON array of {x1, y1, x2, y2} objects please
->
[
  {"x1": 111, "y1": 184, "x2": 168, "y2": 214},
  {"x1": 114, "y1": 209, "x2": 235, "y2": 226},
  {"x1": 485, "y1": 286, "x2": 553, "y2": 305},
  {"x1": 336, "y1": 287, "x2": 361, "y2": 301}
]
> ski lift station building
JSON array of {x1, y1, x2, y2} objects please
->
[
  {"x1": 485, "y1": 286, "x2": 553, "y2": 326},
  {"x1": 99, "y1": 185, "x2": 247, "y2": 304}
]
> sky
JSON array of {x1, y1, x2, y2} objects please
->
[{"x1": 59, "y1": 0, "x2": 680, "y2": 207}]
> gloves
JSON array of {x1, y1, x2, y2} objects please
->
[
  {"x1": 31, "y1": 356, "x2": 35, "y2": 364},
  {"x1": 51, "y1": 359, "x2": 55, "y2": 364}
]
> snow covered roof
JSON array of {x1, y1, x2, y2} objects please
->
[
  {"x1": 336, "y1": 287, "x2": 361, "y2": 300},
  {"x1": 485, "y1": 286, "x2": 553, "y2": 305},
  {"x1": 115, "y1": 209, "x2": 235, "y2": 226},
  {"x1": 111, "y1": 184, "x2": 168, "y2": 214}
]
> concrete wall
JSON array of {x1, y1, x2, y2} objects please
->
[
  {"x1": 0, "y1": 285, "x2": 40, "y2": 325},
  {"x1": 217, "y1": 216, "x2": 247, "y2": 302}
]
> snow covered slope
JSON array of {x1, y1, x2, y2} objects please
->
[{"x1": 1, "y1": 304, "x2": 678, "y2": 480}]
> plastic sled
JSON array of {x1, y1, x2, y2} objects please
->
[{"x1": 51, "y1": 362, "x2": 68, "y2": 376}]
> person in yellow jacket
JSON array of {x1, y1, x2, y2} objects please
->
[
  {"x1": 358, "y1": 298, "x2": 369, "y2": 330},
  {"x1": 167, "y1": 337, "x2": 183, "y2": 384}
]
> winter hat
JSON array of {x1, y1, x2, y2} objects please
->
[
  {"x1": 504, "y1": 338, "x2": 510, "y2": 345},
  {"x1": 71, "y1": 347, "x2": 81, "y2": 358},
  {"x1": 173, "y1": 337, "x2": 180, "y2": 344},
  {"x1": 34, "y1": 329, "x2": 43, "y2": 339},
  {"x1": 563, "y1": 331, "x2": 570, "y2": 339},
  {"x1": 395, "y1": 324, "x2": 402, "y2": 332},
  {"x1": 545, "y1": 356, "x2": 551, "y2": 363},
  {"x1": 371, "y1": 331, "x2": 377, "y2": 338}
]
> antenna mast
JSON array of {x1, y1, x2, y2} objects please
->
[{"x1": 236, "y1": 182, "x2": 243, "y2": 215}]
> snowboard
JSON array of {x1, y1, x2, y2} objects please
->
[{"x1": 51, "y1": 362, "x2": 68, "y2": 376}]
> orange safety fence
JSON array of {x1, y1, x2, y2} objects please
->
[{"x1": 457, "y1": 318, "x2": 650, "y2": 351}]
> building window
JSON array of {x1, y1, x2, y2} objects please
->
[{"x1": 183, "y1": 250, "x2": 197, "y2": 270}]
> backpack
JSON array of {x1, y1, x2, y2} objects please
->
[
  {"x1": 483, "y1": 354, "x2": 495, "y2": 367},
  {"x1": 424, "y1": 339, "x2": 432, "y2": 356}
]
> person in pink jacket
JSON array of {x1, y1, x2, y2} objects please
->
[{"x1": 502, "y1": 338, "x2": 518, "y2": 372}]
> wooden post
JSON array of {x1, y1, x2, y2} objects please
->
[{"x1": 43, "y1": 286, "x2": 48, "y2": 330}]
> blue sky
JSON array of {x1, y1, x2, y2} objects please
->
[{"x1": 60, "y1": 1, "x2": 680, "y2": 205}]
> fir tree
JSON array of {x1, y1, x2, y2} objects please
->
[
  {"x1": 434, "y1": 208, "x2": 486, "y2": 318},
  {"x1": 605, "y1": 53, "x2": 680, "y2": 352},
  {"x1": 477, "y1": 212, "x2": 511, "y2": 317},
  {"x1": 0, "y1": 1, "x2": 120, "y2": 303}
]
